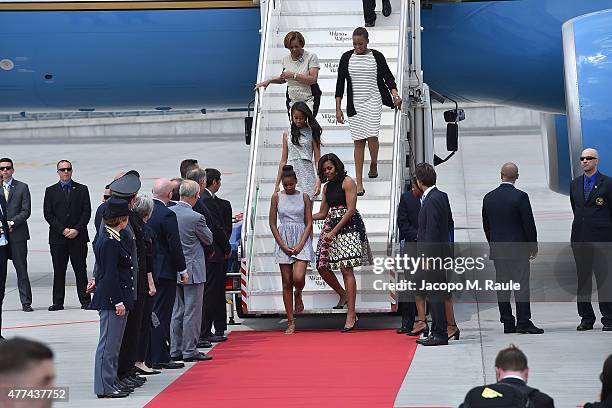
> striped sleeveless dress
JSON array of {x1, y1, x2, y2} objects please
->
[{"x1": 347, "y1": 51, "x2": 382, "y2": 141}]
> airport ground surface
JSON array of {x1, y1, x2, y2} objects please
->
[{"x1": 1, "y1": 133, "x2": 608, "y2": 407}]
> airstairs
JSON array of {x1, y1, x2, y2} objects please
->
[{"x1": 241, "y1": 0, "x2": 428, "y2": 314}]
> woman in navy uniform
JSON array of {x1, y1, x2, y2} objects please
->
[{"x1": 91, "y1": 197, "x2": 135, "y2": 398}]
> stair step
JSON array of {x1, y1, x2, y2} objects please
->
[
  {"x1": 257, "y1": 123, "x2": 395, "y2": 144},
  {"x1": 260, "y1": 93, "x2": 401, "y2": 112},
  {"x1": 263, "y1": 59, "x2": 398, "y2": 78},
  {"x1": 267, "y1": 44, "x2": 397, "y2": 61},
  {"x1": 277, "y1": 28, "x2": 400, "y2": 45},
  {"x1": 279, "y1": 12, "x2": 402, "y2": 30},
  {"x1": 256, "y1": 160, "x2": 393, "y2": 179},
  {"x1": 257, "y1": 143, "x2": 395, "y2": 162},
  {"x1": 279, "y1": 0, "x2": 400, "y2": 14},
  {"x1": 261, "y1": 106, "x2": 396, "y2": 128}
]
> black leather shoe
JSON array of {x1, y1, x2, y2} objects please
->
[
  {"x1": 382, "y1": 0, "x2": 392, "y2": 17},
  {"x1": 203, "y1": 335, "x2": 227, "y2": 342},
  {"x1": 364, "y1": 21, "x2": 375, "y2": 27},
  {"x1": 98, "y1": 390, "x2": 129, "y2": 398},
  {"x1": 577, "y1": 322, "x2": 594, "y2": 331},
  {"x1": 419, "y1": 336, "x2": 448, "y2": 346},
  {"x1": 48, "y1": 304, "x2": 63, "y2": 311},
  {"x1": 81, "y1": 302, "x2": 91, "y2": 310},
  {"x1": 151, "y1": 362, "x2": 185, "y2": 369},
  {"x1": 396, "y1": 326, "x2": 412, "y2": 334},
  {"x1": 517, "y1": 323, "x2": 544, "y2": 334},
  {"x1": 122, "y1": 377, "x2": 142, "y2": 388},
  {"x1": 22, "y1": 304, "x2": 34, "y2": 312},
  {"x1": 129, "y1": 373, "x2": 146, "y2": 383},
  {"x1": 603, "y1": 326, "x2": 612, "y2": 332},
  {"x1": 504, "y1": 325, "x2": 517, "y2": 334},
  {"x1": 115, "y1": 380, "x2": 134, "y2": 393},
  {"x1": 214, "y1": 331, "x2": 225, "y2": 337},
  {"x1": 197, "y1": 340, "x2": 213, "y2": 348},
  {"x1": 170, "y1": 355, "x2": 183, "y2": 362},
  {"x1": 183, "y1": 352, "x2": 212, "y2": 362}
]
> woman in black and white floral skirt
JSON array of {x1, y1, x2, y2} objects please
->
[{"x1": 313, "y1": 153, "x2": 372, "y2": 332}]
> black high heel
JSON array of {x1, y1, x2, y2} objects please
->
[
  {"x1": 341, "y1": 316, "x2": 358, "y2": 333},
  {"x1": 448, "y1": 324, "x2": 460, "y2": 341},
  {"x1": 407, "y1": 320, "x2": 429, "y2": 337}
]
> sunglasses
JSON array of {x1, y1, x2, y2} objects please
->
[
  {"x1": 0, "y1": 166, "x2": 13, "y2": 171},
  {"x1": 103, "y1": 194, "x2": 111, "y2": 200},
  {"x1": 57, "y1": 167, "x2": 72, "y2": 173},
  {"x1": 580, "y1": 156, "x2": 598, "y2": 161}
]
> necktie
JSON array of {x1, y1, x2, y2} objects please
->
[
  {"x1": 584, "y1": 178, "x2": 591, "y2": 201},
  {"x1": 3, "y1": 184, "x2": 8, "y2": 201}
]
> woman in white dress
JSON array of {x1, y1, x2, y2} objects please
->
[
  {"x1": 274, "y1": 102, "x2": 322, "y2": 199},
  {"x1": 269, "y1": 165, "x2": 314, "y2": 334},
  {"x1": 255, "y1": 31, "x2": 322, "y2": 116},
  {"x1": 335, "y1": 27, "x2": 402, "y2": 196}
]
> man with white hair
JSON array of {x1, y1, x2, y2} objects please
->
[
  {"x1": 148, "y1": 178, "x2": 188, "y2": 369},
  {"x1": 570, "y1": 148, "x2": 612, "y2": 331},
  {"x1": 169, "y1": 180, "x2": 213, "y2": 362}
]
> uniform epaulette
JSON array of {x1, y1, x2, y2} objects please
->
[{"x1": 105, "y1": 226, "x2": 121, "y2": 242}]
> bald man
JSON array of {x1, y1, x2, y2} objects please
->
[
  {"x1": 570, "y1": 148, "x2": 612, "y2": 331},
  {"x1": 482, "y1": 163, "x2": 543, "y2": 334},
  {"x1": 147, "y1": 179, "x2": 188, "y2": 369}
]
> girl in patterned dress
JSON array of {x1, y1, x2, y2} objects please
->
[
  {"x1": 274, "y1": 102, "x2": 322, "y2": 199},
  {"x1": 313, "y1": 154, "x2": 372, "y2": 332},
  {"x1": 334, "y1": 27, "x2": 402, "y2": 196},
  {"x1": 269, "y1": 165, "x2": 315, "y2": 334}
]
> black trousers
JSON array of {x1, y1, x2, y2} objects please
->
[
  {"x1": 572, "y1": 243, "x2": 612, "y2": 326},
  {"x1": 137, "y1": 292, "x2": 154, "y2": 362},
  {"x1": 201, "y1": 262, "x2": 227, "y2": 337},
  {"x1": 50, "y1": 240, "x2": 90, "y2": 306},
  {"x1": 362, "y1": 0, "x2": 377, "y2": 24},
  {"x1": 0, "y1": 245, "x2": 8, "y2": 335},
  {"x1": 148, "y1": 278, "x2": 176, "y2": 364},
  {"x1": 493, "y1": 259, "x2": 532, "y2": 326},
  {"x1": 8, "y1": 241, "x2": 32, "y2": 306},
  {"x1": 117, "y1": 292, "x2": 145, "y2": 379},
  {"x1": 398, "y1": 266, "x2": 417, "y2": 329}
]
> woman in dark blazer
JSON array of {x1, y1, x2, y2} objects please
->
[
  {"x1": 91, "y1": 197, "x2": 134, "y2": 398},
  {"x1": 335, "y1": 27, "x2": 401, "y2": 196}
]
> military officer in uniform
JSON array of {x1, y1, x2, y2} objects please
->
[
  {"x1": 91, "y1": 197, "x2": 134, "y2": 399},
  {"x1": 570, "y1": 148, "x2": 612, "y2": 331}
]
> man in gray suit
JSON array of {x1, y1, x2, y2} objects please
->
[
  {"x1": 0, "y1": 158, "x2": 33, "y2": 312},
  {"x1": 169, "y1": 180, "x2": 213, "y2": 362}
]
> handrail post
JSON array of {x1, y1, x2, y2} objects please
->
[
  {"x1": 242, "y1": 0, "x2": 277, "y2": 276},
  {"x1": 387, "y1": 0, "x2": 413, "y2": 257}
]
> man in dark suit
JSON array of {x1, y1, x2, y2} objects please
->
[
  {"x1": 187, "y1": 168, "x2": 231, "y2": 347},
  {"x1": 216, "y1": 197, "x2": 233, "y2": 239},
  {"x1": 482, "y1": 162, "x2": 543, "y2": 334},
  {"x1": 362, "y1": 0, "x2": 392, "y2": 27},
  {"x1": 43, "y1": 160, "x2": 92, "y2": 311},
  {"x1": 0, "y1": 158, "x2": 33, "y2": 312},
  {"x1": 396, "y1": 177, "x2": 421, "y2": 334},
  {"x1": 459, "y1": 344, "x2": 554, "y2": 407},
  {"x1": 148, "y1": 178, "x2": 188, "y2": 369},
  {"x1": 414, "y1": 163, "x2": 454, "y2": 346},
  {"x1": 570, "y1": 148, "x2": 612, "y2": 331},
  {"x1": 0, "y1": 193, "x2": 11, "y2": 339},
  {"x1": 187, "y1": 168, "x2": 231, "y2": 342}
]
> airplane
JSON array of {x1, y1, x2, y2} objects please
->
[{"x1": 1, "y1": 0, "x2": 612, "y2": 191}]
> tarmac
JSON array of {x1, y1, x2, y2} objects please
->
[{"x1": 1, "y1": 132, "x2": 609, "y2": 407}]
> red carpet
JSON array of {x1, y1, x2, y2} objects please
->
[{"x1": 146, "y1": 329, "x2": 417, "y2": 408}]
